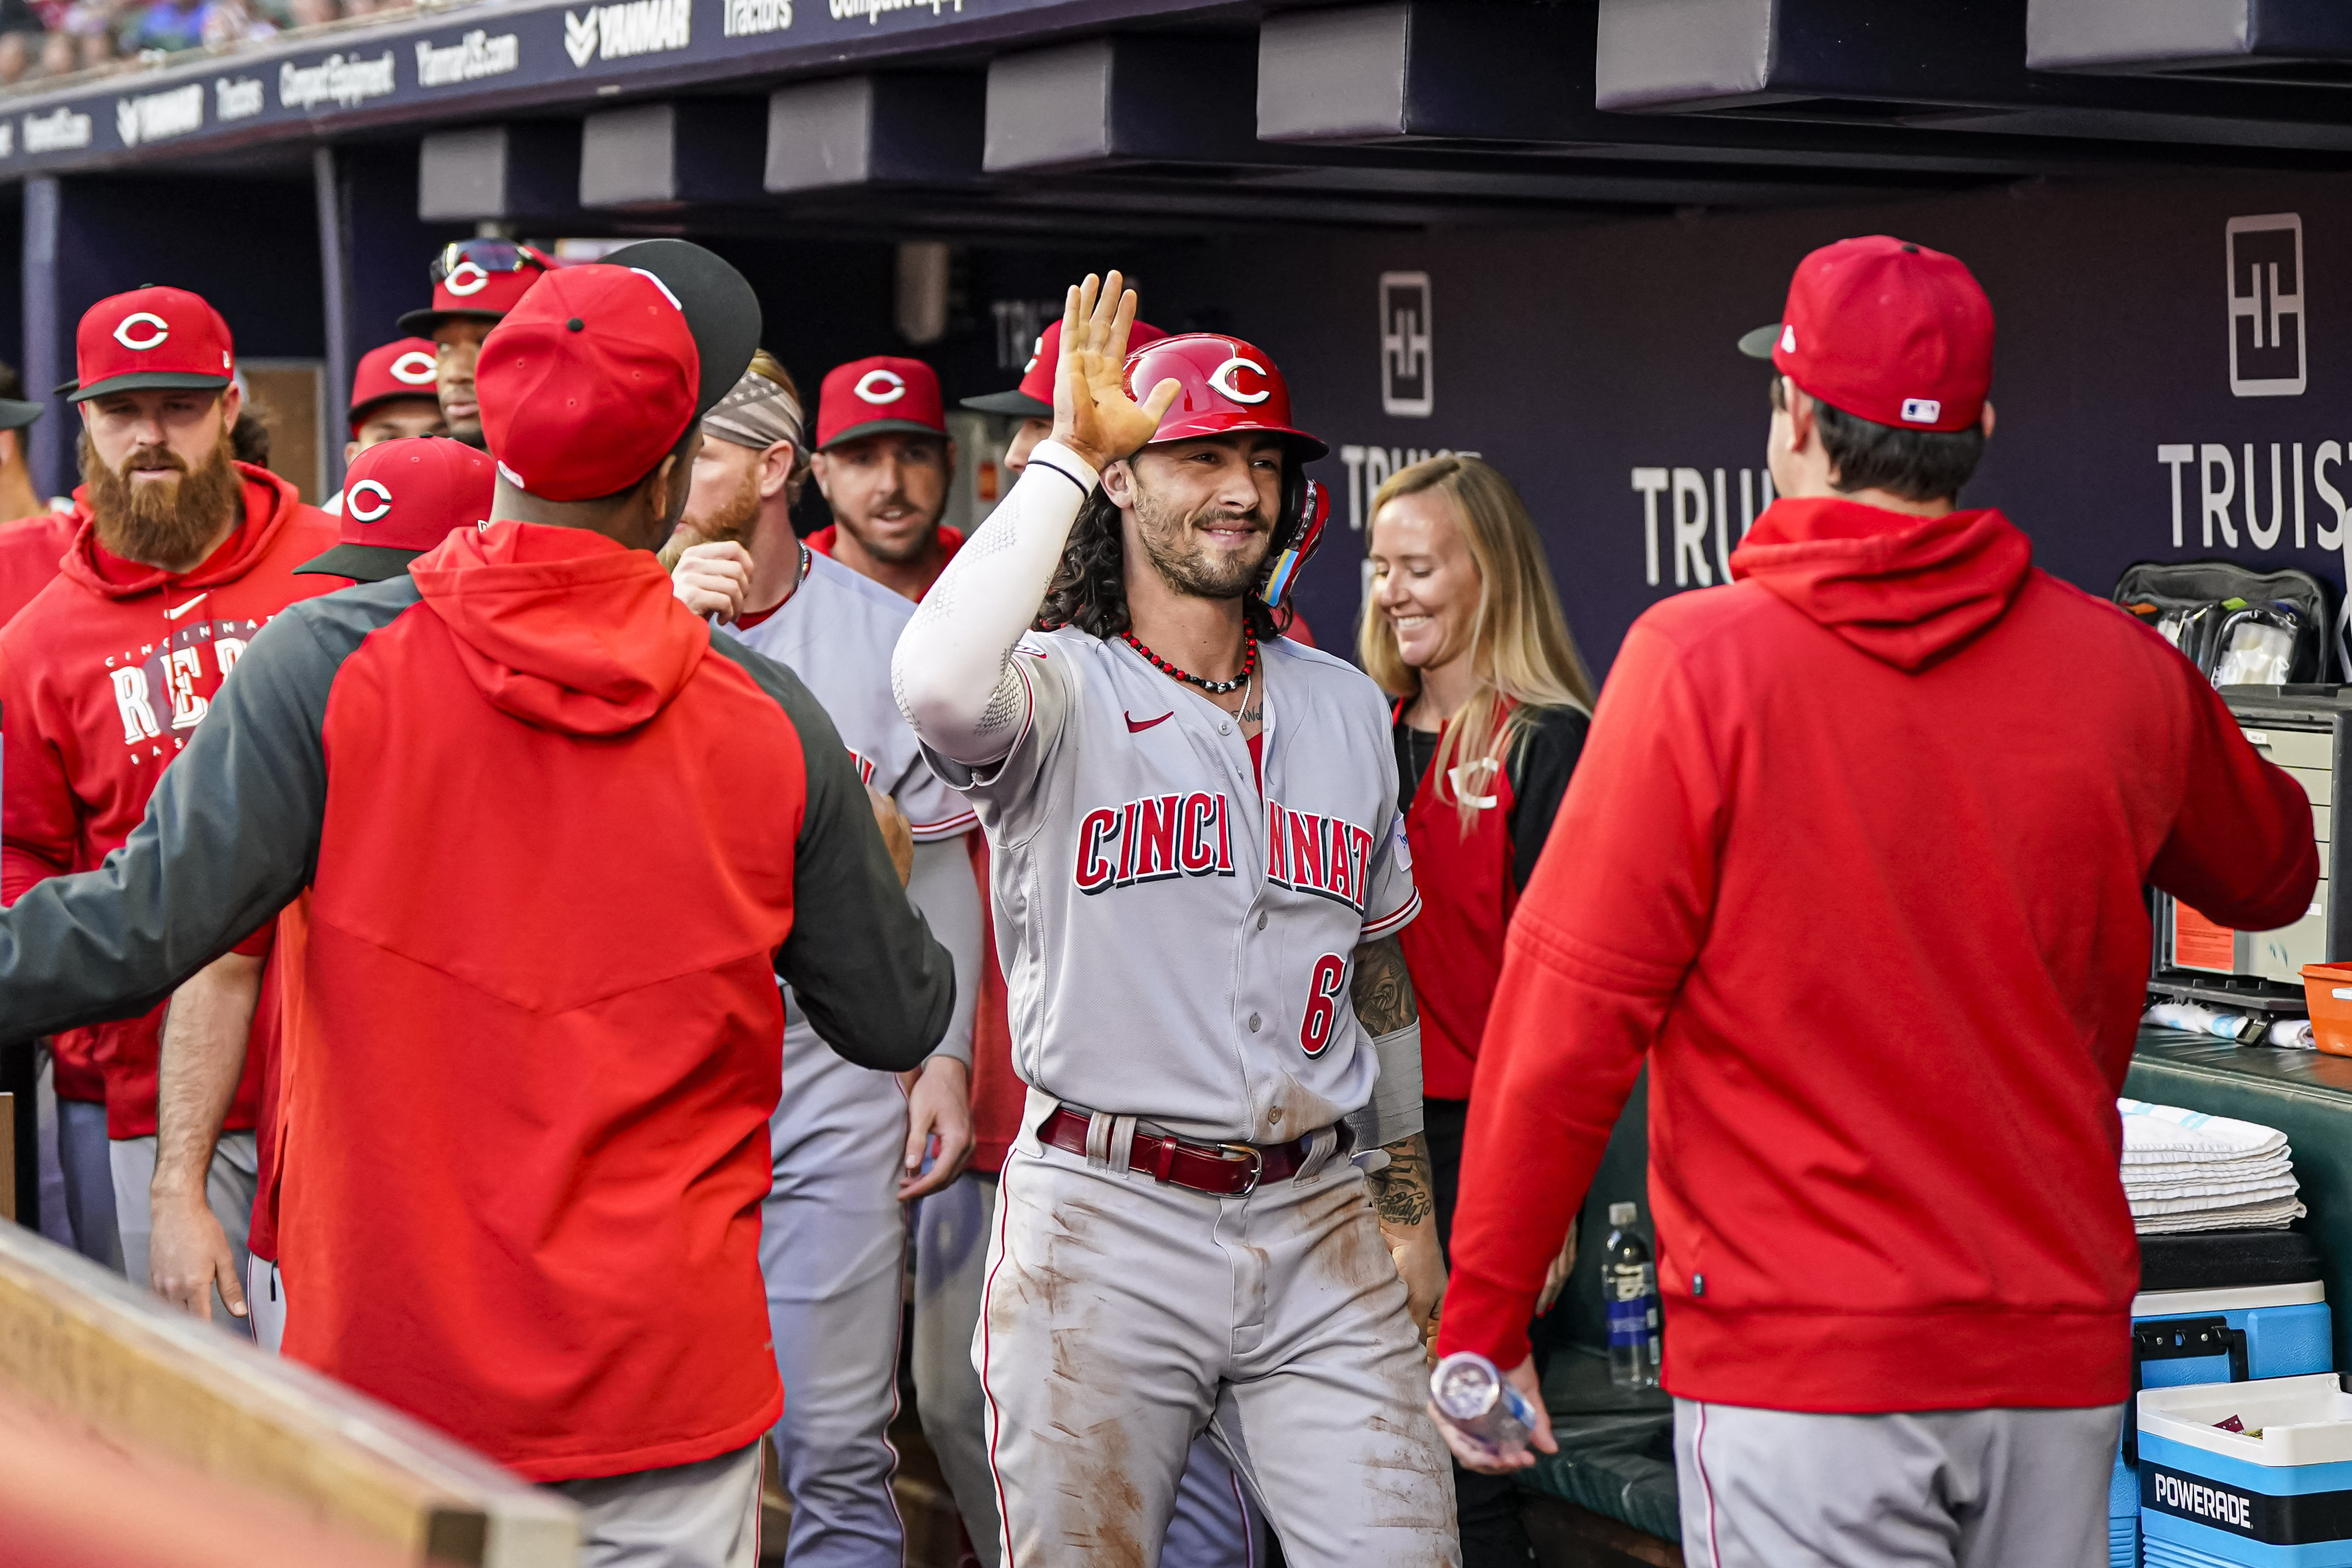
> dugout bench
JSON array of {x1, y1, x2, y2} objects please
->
[{"x1": 1507, "y1": 1033, "x2": 2352, "y2": 1568}]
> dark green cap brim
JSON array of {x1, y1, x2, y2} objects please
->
[
  {"x1": 294, "y1": 542, "x2": 425, "y2": 581},
  {"x1": 819, "y1": 419, "x2": 950, "y2": 451},
  {"x1": 960, "y1": 389, "x2": 1051, "y2": 418},
  {"x1": 397, "y1": 307, "x2": 505, "y2": 337},
  {"x1": 0, "y1": 397, "x2": 42, "y2": 430},
  {"x1": 64, "y1": 372, "x2": 234, "y2": 403},
  {"x1": 1738, "y1": 324, "x2": 1781, "y2": 360}
]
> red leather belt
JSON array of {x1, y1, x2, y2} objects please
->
[{"x1": 1038, "y1": 1105, "x2": 1323, "y2": 1197}]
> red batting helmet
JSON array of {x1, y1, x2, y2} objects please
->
[{"x1": 1121, "y1": 334, "x2": 1327, "y2": 459}]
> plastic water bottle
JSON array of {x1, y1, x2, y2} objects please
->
[
  {"x1": 1429, "y1": 1352, "x2": 1537, "y2": 1461},
  {"x1": 1605, "y1": 1201, "x2": 1661, "y2": 1388}
]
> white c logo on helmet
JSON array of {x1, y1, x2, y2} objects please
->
[
  {"x1": 855, "y1": 369, "x2": 907, "y2": 404},
  {"x1": 113, "y1": 312, "x2": 170, "y2": 351},
  {"x1": 1207, "y1": 356, "x2": 1271, "y2": 405},
  {"x1": 389, "y1": 350, "x2": 437, "y2": 385},
  {"x1": 444, "y1": 261, "x2": 491, "y2": 297},
  {"x1": 346, "y1": 480, "x2": 394, "y2": 523}
]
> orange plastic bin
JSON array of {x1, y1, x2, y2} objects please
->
[{"x1": 2300, "y1": 962, "x2": 2352, "y2": 1056}]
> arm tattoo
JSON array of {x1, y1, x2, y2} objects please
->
[
  {"x1": 1369, "y1": 1132, "x2": 1434, "y2": 1228},
  {"x1": 1349, "y1": 936, "x2": 1417, "y2": 1036}
]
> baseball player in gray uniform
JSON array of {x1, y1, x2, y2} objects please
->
[
  {"x1": 894, "y1": 275, "x2": 1457, "y2": 1567},
  {"x1": 671, "y1": 357, "x2": 985, "y2": 1568}
]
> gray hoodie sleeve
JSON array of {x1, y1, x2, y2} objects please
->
[
  {"x1": 0, "y1": 590, "x2": 391, "y2": 1045},
  {"x1": 705, "y1": 635, "x2": 956, "y2": 1072}
]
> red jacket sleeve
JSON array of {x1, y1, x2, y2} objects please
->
[
  {"x1": 2149, "y1": 672, "x2": 2322, "y2": 932},
  {"x1": 1, "y1": 643, "x2": 81, "y2": 906},
  {"x1": 1436, "y1": 622, "x2": 1724, "y2": 1370}
]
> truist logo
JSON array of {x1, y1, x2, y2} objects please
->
[
  {"x1": 1075, "y1": 792, "x2": 1234, "y2": 894},
  {"x1": 2229, "y1": 214, "x2": 2304, "y2": 398},
  {"x1": 1263, "y1": 800, "x2": 1375, "y2": 913}
]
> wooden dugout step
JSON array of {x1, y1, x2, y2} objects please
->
[{"x1": 0, "y1": 1221, "x2": 577, "y2": 1566}]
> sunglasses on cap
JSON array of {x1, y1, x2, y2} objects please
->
[{"x1": 429, "y1": 240, "x2": 548, "y2": 287}]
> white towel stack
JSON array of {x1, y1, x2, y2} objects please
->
[{"x1": 2120, "y1": 1099, "x2": 2307, "y2": 1234}]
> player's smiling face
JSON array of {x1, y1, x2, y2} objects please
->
[
  {"x1": 1115, "y1": 432, "x2": 1284, "y2": 601},
  {"x1": 1369, "y1": 484, "x2": 1479, "y2": 670}
]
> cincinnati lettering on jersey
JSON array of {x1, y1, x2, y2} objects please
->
[
  {"x1": 1075, "y1": 791, "x2": 1234, "y2": 893},
  {"x1": 104, "y1": 609, "x2": 265, "y2": 761},
  {"x1": 1265, "y1": 799, "x2": 1375, "y2": 913}
]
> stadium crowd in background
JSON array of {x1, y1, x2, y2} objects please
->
[{"x1": 0, "y1": 0, "x2": 439, "y2": 88}]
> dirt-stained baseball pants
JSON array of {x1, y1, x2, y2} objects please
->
[
  {"x1": 551, "y1": 1438, "x2": 762, "y2": 1568},
  {"x1": 1673, "y1": 1399, "x2": 2125, "y2": 1568},
  {"x1": 979, "y1": 1096, "x2": 1459, "y2": 1567},
  {"x1": 761, "y1": 1024, "x2": 908, "y2": 1568},
  {"x1": 916, "y1": 1169, "x2": 1265, "y2": 1567}
]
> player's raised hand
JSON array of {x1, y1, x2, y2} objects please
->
[{"x1": 1051, "y1": 270, "x2": 1181, "y2": 474}]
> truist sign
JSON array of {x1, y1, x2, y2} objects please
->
[{"x1": 2230, "y1": 214, "x2": 2305, "y2": 398}]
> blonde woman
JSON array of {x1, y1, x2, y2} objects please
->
[{"x1": 1363, "y1": 453, "x2": 1591, "y2": 1566}]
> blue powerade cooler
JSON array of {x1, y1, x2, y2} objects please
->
[
  {"x1": 2138, "y1": 1375, "x2": 2352, "y2": 1566},
  {"x1": 2115, "y1": 1233, "x2": 2334, "y2": 1567}
]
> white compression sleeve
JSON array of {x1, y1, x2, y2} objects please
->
[
  {"x1": 904, "y1": 835, "x2": 982, "y2": 1069},
  {"x1": 893, "y1": 440, "x2": 1098, "y2": 766},
  {"x1": 1344, "y1": 1021, "x2": 1427, "y2": 1152}
]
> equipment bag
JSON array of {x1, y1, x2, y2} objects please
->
[{"x1": 2113, "y1": 560, "x2": 2340, "y2": 687}]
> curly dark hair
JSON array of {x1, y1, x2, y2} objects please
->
[{"x1": 1036, "y1": 488, "x2": 1290, "y2": 642}]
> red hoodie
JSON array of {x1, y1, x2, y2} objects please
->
[
  {"x1": 0, "y1": 467, "x2": 338, "y2": 1138},
  {"x1": 1437, "y1": 498, "x2": 2318, "y2": 1411}
]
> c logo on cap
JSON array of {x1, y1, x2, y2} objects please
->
[
  {"x1": 1022, "y1": 333, "x2": 1045, "y2": 375},
  {"x1": 346, "y1": 480, "x2": 394, "y2": 523},
  {"x1": 855, "y1": 369, "x2": 907, "y2": 404},
  {"x1": 390, "y1": 350, "x2": 437, "y2": 385},
  {"x1": 444, "y1": 261, "x2": 491, "y2": 297},
  {"x1": 1207, "y1": 356, "x2": 1271, "y2": 406},
  {"x1": 113, "y1": 312, "x2": 170, "y2": 352}
]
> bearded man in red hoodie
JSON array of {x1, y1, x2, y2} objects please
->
[
  {"x1": 1434, "y1": 236, "x2": 2320, "y2": 1568},
  {"x1": 0, "y1": 287, "x2": 337, "y2": 1326}
]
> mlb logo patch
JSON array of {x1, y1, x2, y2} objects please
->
[{"x1": 1899, "y1": 397, "x2": 1941, "y2": 425}]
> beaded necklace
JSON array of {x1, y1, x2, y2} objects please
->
[{"x1": 1121, "y1": 626, "x2": 1258, "y2": 696}]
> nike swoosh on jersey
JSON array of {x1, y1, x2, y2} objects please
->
[
  {"x1": 164, "y1": 595, "x2": 209, "y2": 622},
  {"x1": 1125, "y1": 711, "x2": 1172, "y2": 733}
]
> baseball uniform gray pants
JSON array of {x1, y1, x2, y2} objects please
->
[
  {"x1": 760, "y1": 1023, "x2": 908, "y2": 1568},
  {"x1": 550, "y1": 1438, "x2": 761, "y2": 1568},
  {"x1": 41, "y1": 1054, "x2": 119, "y2": 1268},
  {"x1": 246, "y1": 1255, "x2": 286, "y2": 1354},
  {"x1": 109, "y1": 1130, "x2": 255, "y2": 1339},
  {"x1": 916, "y1": 1168, "x2": 1265, "y2": 1568},
  {"x1": 1673, "y1": 1398, "x2": 2125, "y2": 1568},
  {"x1": 979, "y1": 1102, "x2": 1459, "y2": 1567}
]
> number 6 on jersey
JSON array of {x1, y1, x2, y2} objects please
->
[{"x1": 1301, "y1": 952, "x2": 1348, "y2": 1055}]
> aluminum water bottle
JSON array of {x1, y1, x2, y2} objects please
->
[
  {"x1": 1429, "y1": 1352, "x2": 1537, "y2": 1460},
  {"x1": 1605, "y1": 1201, "x2": 1661, "y2": 1388}
]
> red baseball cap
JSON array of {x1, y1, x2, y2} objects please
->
[
  {"x1": 816, "y1": 356, "x2": 947, "y2": 450},
  {"x1": 1121, "y1": 333, "x2": 1327, "y2": 459},
  {"x1": 479, "y1": 265, "x2": 700, "y2": 503},
  {"x1": 397, "y1": 241, "x2": 561, "y2": 337},
  {"x1": 298, "y1": 436, "x2": 496, "y2": 581},
  {"x1": 65, "y1": 286, "x2": 234, "y2": 402},
  {"x1": 961, "y1": 317, "x2": 1171, "y2": 419},
  {"x1": 348, "y1": 337, "x2": 442, "y2": 432},
  {"x1": 1739, "y1": 235, "x2": 1994, "y2": 434}
]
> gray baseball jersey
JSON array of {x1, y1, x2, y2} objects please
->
[
  {"x1": 722, "y1": 548, "x2": 977, "y2": 1568},
  {"x1": 924, "y1": 628, "x2": 1417, "y2": 1144},
  {"x1": 727, "y1": 549, "x2": 977, "y2": 848}
]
